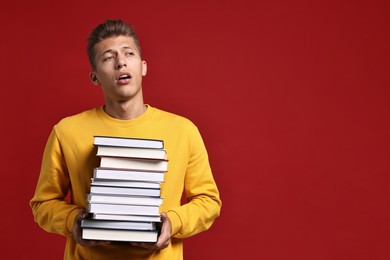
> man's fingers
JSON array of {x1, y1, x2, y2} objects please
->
[
  {"x1": 130, "y1": 242, "x2": 156, "y2": 250},
  {"x1": 79, "y1": 239, "x2": 111, "y2": 247}
]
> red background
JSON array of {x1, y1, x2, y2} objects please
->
[{"x1": 1, "y1": 0, "x2": 389, "y2": 259}]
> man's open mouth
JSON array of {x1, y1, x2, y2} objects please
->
[{"x1": 117, "y1": 73, "x2": 132, "y2": 80}]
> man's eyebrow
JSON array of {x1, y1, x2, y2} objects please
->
[
  {"x1": 99, "y1": 46, "x2": 137, "y2": 56},
  {"x1": 121, "y1": 46, "x2": 138, "y2": 52},
  {"x1": 122, "y1": 46, "x2": 141, "y2": 54}
]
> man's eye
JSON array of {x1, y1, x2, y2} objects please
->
[
  {"x1": 103, "y1": 56, "x2": 114, "y2": 61},
  {"x1": 126, "y1": 52, "x2": 134, "y2": 56}
]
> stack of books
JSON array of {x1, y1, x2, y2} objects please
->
[{"x1": 81, "y1": 136, "x2": 168, "y2": 242}]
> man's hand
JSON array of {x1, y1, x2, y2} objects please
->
[
  {"x1": 72, "y1": 209, "x2": 111, "y2": 246},
  {"x1": 130, "y1": 212, "x2": 172, "y2": 250}
]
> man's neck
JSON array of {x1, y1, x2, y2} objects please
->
[{"x1": 103, "y1": 100, "x2": 146, "y2": 120}]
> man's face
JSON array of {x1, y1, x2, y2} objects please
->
[{"x1": 91, "y1": 35, "x2": 147, "y2": 103}]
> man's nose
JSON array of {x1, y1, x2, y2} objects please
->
[{"x1": 116, "y1": 55, "x2": 127, "y2": 69}]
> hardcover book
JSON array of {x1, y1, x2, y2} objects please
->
[
  {"x1": 88, "y1": 203, "x2": 160, "y2": 216},
  {"x1": 92, "y1": 213, "x2": 161, "y2": 223},
  {"x1": 93, "y1": 168, "x2": 165, "y2": 182},
  {"x1": 91, "y1": 178, "x2": 161, "y2": 189},
  {"x1": 90, "y1": 186, "x2": 160, "y2": 197},
  {"x1": 82, "y1": 228, "x2": 158, "y2": 242},
  {"x1": 87, "y1": 194, "x2": 163, "y2": 206},
  {"x1": 96, "y1": 145, "x2": 167, "y2": 160},
  {"x1": 94, "y1": 136, "x2": 164, "y2": 149},
  {"x1": 81, "y1": 219, "x2": 156, "y2": 230},
  {"x1": 99, "y1": 156, "x2": 168, "y2": 172}
]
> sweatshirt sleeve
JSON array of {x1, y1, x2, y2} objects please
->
[
  {"x1": 30, "y1": 129, "x2": 80, "y2": 237},
  {"x1": 167, "y1": 125, "x2": 222, "y2": 238}
]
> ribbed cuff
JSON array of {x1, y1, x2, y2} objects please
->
[
  {"x1": 167, "y1": 210, "x2": 182, "y2": 236},
  {"x1": 66, "y1": 208, "x2": 80, "y2": 236}
]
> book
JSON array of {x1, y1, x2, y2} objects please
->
[
  {"x1": 92, "y1": 213, "x2": 161, "y2": 223},
  {"x1": 90, "y1": 186, "x2": 160, "y2": 197},
  {"x1": 88, "y1": 203, "x2": 160, "y2": 216},
  {"x1": 81, "y1": 219, "x2": 156, "y2": 231},
  {"x1": 94, "y1": 136, "x2": 164, "y2": 149},
  {"x1": 99, "y1": 157, "x2": 168, "y2": 172},
  {"x1": 91, "y1": 178, "x2": 161, "y2": 189},
  {"x1": 93, "y1": 168, "x2": 165, "y2": 182},
  {"x1": 82, "y1": 228, "x2": 158, "y2": 242},
  {"x1": 96, "y1": 145, "x2": 167, "y2": 160},
  {"x1": 83, "y1": 136, "x2": 167, "y2": 243},
  {"x1": 88, "y1": 194, "x2": 163, "y2": 206}
]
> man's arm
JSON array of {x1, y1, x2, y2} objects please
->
[
  {"x1": 30, "y1": 129, "x2": 80, "y2": 237},
  {"x1": 167, "y1": 125, "x2": 222, "y2": 238}
]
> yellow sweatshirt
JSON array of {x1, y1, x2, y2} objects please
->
[{"x1": 30, "y1": 105, "x2": 222, "y2": 259}]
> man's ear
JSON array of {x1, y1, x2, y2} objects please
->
[
  {"x1": 142, "y1": 61, "x2": 147, "y2": 76},
  {"x1": 89, "y1": 72, "x2": 100, "y2": 85}
]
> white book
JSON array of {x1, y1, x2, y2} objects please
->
[
  {"x1": 88, "y1": 194, "x2": 163, "y2": 206},
  {"x1": 82, "y1": 228, "x2": 158, "y2": 242},
  {"x1": 93, "y1": 168, "x2": 165, "y2": 183},
  {"x1": 90, "y1": 186, "x2": 160, "y2": 197},
  {"x1": 94, "y1": 136, "x2": 164, "y2": 149},
  {"x1": 91, "y1": 178, "x2": 161, "y2": 189},
  {"x1": 92, "y1": 213, "x2": 161, "y2": 223},
  {"x1": 88, "y1": 203, "x2": 160, "y2": 216},
  {"x1": 96, "y1": 146, "x2": 167, "y2": 160},
  {"x1": 81, "y1": 219, "x2": 156, "y2": 231},
  {"x1": 99, "y1": 157, "x2": 168, "y2": 172}
]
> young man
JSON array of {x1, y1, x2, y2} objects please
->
[{"x1": 30, "y1": 20, "x2": 222, "y2": 259}]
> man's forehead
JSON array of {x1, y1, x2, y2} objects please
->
[{"x1": 96, "y1": 36, "x2": 138, "y2": 53}]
